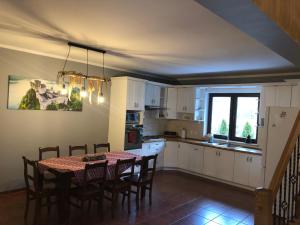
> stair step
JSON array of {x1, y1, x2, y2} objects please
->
[{"x1": 290, "y1": 218, "x2": 300, "y2": 225}]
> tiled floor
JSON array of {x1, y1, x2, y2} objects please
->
[{"x1": 0, "y1": 171, "x2": 254, "y2": 225}]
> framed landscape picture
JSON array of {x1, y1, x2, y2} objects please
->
[{"x1": 8, "y1": 75, "x2": 83, "y2": 111}]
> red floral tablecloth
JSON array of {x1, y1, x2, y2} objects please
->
[{"x1": 39, "y1": 151, "x2": 141, "y2": 182}]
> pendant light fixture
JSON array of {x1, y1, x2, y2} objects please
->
[
  {"x1": 97, "y1": 53, "x2": 105, "y2": 104},
  {"x1": 57, "y1": 42, "x2": 110, "y2": 105}
]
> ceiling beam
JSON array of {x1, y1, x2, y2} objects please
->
[
  {"x1": 194, "y1": 0, "x2": 300, "y2": 67},
  {"x1": 253, "y1": 0, "x2": 300, "y2": 45}
]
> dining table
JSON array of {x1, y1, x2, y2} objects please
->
[{"x1": 38, "y1": 151, "x2": 141, "y2": 225}]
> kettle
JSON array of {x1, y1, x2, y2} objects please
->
[{"x1": 181, "y1": 128, "x2": 187, "y2": 139}]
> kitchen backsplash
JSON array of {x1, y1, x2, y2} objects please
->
[
  {"x1": 166, "y1": 120, "x2": 204, "y2": 139},
  {"x1": 143, "y1": 110, "x2": 204, "y2": 139},
  {"x1": 143, "y1": 111, "x2": 167, "y2": 136}
]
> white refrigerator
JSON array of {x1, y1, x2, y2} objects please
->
[{"x1": 262, "y1": 106, "x2": 299, "y2": 188}]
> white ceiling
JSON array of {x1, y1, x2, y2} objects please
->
[{"x1": 0, "y1": 0, "x2": 293, "y2": 77}]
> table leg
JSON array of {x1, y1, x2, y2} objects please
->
[{"x1": 56, "y1": 172, "x2": 72, "y2": 225}]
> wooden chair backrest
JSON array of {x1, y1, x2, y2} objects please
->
[
  {"x1": 82, "y1": 161, "x2": 108, "y2": 190},
  {"x1": 94, "y1": 143, "x2": 110, "y2": 153},
  {"x1": 39, "y1": 146, "x2": 60, "y2": 160},
  {"x1": 114, "y1": 157, "x2": 136, "y2": 181},
  {"x1": 140, "y1": 154, "x2": 158, "y2": 182},
  {"x1": 22, "y1": 156, "x2": 40, "y2": 192},
  {"x1": 69, "y1": 144, "x2": 88, "y2": 156}
]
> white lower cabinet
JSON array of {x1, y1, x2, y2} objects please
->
[
  {"x1": 178, "y1": 143, "x2": 190, "y2": 170},
  {"x1": 203, "y1": 147, "x2": 234, "y2": 182},
  {"x1": 203, "y1": 147, "x2": 218, "y2": 177},
  {"x1": 189, "y1": 145, "x2": 204, "y2": 174},
  {"x1": 233, "y1": 153, "x2": 262, "y2": 187},
  {"x1": 163, "y1": 141, "x2": 262, "y2": 189},
  {"x1": 164, "y1": 141, "x2": 179, "y2": 167}
]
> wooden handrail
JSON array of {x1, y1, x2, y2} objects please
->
[
  {"x1": 269, "y1": 111, "x2": 300, "y2": 199},
  {"x1": 255, "y1": 110, "x2": 300, "y2": 225}
]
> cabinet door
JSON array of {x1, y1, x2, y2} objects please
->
[
  {"x1": 276, "y1": 86, "x2": 292, "y2": 107},
  {"x1": 152, "y1": 85, "x2": 161, "y2": 107},
  {"x1": 166, "y1": 88, "x2": 178, "y2": 119},
  {"x1": 145, "y1": 84, "x2": 154, "y2": 106},
  {"x1": 233, "y1": 153, "x2": 250, "y2": 186},
  {"x1": 263, "y1": 86, "x2": 276, "y2": 107},
  {"x1": 126, "y1": 80, "x2": 135, "y2": 110},
  {"x1": 203, "y1": 147, "x2": 217, "y2": 177},
  {"x1": 176, "y1": 88, "x2": 186, "y2": 112},
  {"x1": 178, "y1": 143, "x2": 190, "y2": 170},
  {"x1": 249, "y1": 155, "x2": 262, "y2": 187},
  {"x1": 134, "y1": 81, "x2": 145, "y2": 110},
  {"x1": 217, "y1": 150, "x2": 234, "y2": 181},
  {"x1": 189, "y1": 145, "x2": 204, "y2": 174},
  {"x1": 141, "y1": 143, "x2": 151, "y2": 156},
  {"x1": 163, "y1": 142, "x2": 178, "y2": 167},
  {"x1": 185, "y1": 88, "x2": 196, "y2": 113}
]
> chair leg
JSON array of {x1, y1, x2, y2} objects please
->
[
  {"x1": 122, "y1": 192, "x2": 126, "y2": 206},
  {"x1": 127, "y1": 189, "x2": 131, "y2": 215},
  {"x1": 80, "y1": 201, "x2": 85, "y2": 225},
  {"x1": 47, "y1": 196, "x2": 51, "y2": 214},
  {"x1": 141, "y1": 186, "x2": 146, "y2": 199},
  {"x1": 88, "y1": 200, "x2": 92, "y2": 214},
  {"x1": 24, "y1": 194, "x2": 30, "y2": 219},
  {"x1": 33, "y1": 198, "x2": 41, "y2": 225},
  {"x1": 111, "y1": 192, "x2": 117, "y2": 219},
  {"x1": 149, "y1": 184, "x2": 153, "y2": 206},
  {"x1": 97, "y1": 191, "x2": 104, "y2": 219},
  {"x1": 136, "y1": 186, "x2": 140, "y2": 210}
]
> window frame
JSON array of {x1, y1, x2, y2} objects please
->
[{"x1": 207, "y1": 93, "x2": 260, "y2": 144}]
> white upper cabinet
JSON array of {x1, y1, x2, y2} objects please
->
[
  {"x1": 145, "y1": 83, "x2": 161, "y2": 107},
  {"x1": 127, "y1": 79, "x2": 145, "y2": 111},
  {"x1": 177, "y1": 88, "x2": 196, "y2": 113},
  {"x1": 165, "y1": 88, "x2": 178, "y2": 119}
]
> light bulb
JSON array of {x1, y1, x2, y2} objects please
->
[
  {"x1": 80, "y1": 88, "x2": 87, "y2": 98},
  {"x1": 97, "y1": 94, "x2": 105, "y2": 104},
  {"x1": 61, "y1": 84, "x2": 67, "y2": 95}
]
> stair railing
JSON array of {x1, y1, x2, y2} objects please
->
[{"x1": 255, "y1": 111, "x2": 300, "y2": 225}]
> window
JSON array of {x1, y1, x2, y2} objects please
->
[{"x1": 207, "y1": 93, "x2": 260, "y2": 143}]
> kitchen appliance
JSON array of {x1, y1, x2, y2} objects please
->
[
  {"x1": 262, "y1": 107, "x2": 299, "y2": 187},
  {"x1": 126, "y1": 111, "x2": 142, "y2": 125},
  {"x1": 124, "y1": 124, "x2": 143, "y2": 150}
]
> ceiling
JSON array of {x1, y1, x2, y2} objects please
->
[{"x1": 0, "y1": 0, "x2": 296, "y2": 79}]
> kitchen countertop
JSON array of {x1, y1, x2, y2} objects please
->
[{"x1": 143, "y1": 136, "x2": 262, "y2": 156}]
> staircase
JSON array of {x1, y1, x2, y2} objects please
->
[{"x1": 255, "y1": 112, "x2": 300, "y2": 225}]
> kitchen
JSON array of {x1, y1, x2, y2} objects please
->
[
  {"x1": 0, "y1": 1, "x2": 299, "y2": 225},
  {"x1": 108, "y1": 76, "x2": 300, "y2": 190}
]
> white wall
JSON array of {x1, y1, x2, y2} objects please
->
[{"x1": 0, "y1": 48, "x2": 113, "y2": 191}]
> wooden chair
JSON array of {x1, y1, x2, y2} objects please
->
[
  {"x1": 39, "y1": 146, "x2": 60, "y2": 160},
  {"x1": 22, "y1": 156, "x2": 57, "y2": 225},
  {"x1": 94, "y1": 143, "x2": 110, "y2": 153},
  {"x1": 69, "y1": 144, "x2": 88, "y2": 156},
  {"x1": 123, "y1": 154, "x2": 158, "y2": 209},
  {"x1": 105, "y1": 157, "x2": 136, "y2": 218},
  {"x1": 39, "y1": 146, "x2": 60, "y2": 184},
  {"x1": 70, "y1": 161, "x2": 108, "y2": 224}
]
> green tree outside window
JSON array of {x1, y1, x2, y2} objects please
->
[{"x1": 219, "y1": 119, "x2": 229, "y2": 135}]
